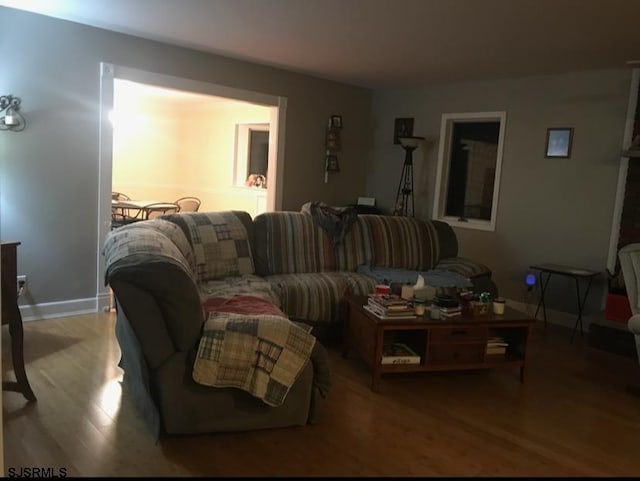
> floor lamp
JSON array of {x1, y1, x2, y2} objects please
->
[{"x1": 393, "y1": 136, "x2": 424, "y2": 216}]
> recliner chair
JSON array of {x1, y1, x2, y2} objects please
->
[{"x1": 618, "y1": 243, "x2": 640, "y2": 394}]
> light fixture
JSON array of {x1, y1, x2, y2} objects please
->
[
  {"x1": 0, "y1": 95, "x2": 26, "y2": 132},
  {"x1": 393, "y1": 136, "x2": 424, "y2": 216}
]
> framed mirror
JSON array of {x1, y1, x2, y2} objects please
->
[{"x1": 433, "y1": 111, "x2": 507, "y2": 231}]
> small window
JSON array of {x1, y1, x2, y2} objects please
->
[
  {"x1": 234, "y1": 123, "x2": 269, "y2": 188},
  {"x1": 433, "y1": 111, "x2": 506, "y2": 231}
]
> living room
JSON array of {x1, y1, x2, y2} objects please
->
[{"x1": 1, "y1": 1, "x2": 640, "y2": 477}]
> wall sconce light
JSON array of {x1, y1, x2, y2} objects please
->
[
  {"x1": 393, "y1": 136, "x2": 425, "y2": 216},
  {"x1": 1, "y1": 95, "x2": 26, "y2": 132}
]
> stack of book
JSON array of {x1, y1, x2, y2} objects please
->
[
  {"x1": 365, "y1": 294, "x2": 416, "y2": 320},
  {"x1": 439, "y1": 306, "x2": 462, "y2": 318},
  {"x1": 486, "y1": 336, "x2": 508, "y2": 356}
]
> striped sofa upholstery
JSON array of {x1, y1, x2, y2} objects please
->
[
  {"x1": 254, "y1": 212, "x2": 375, "y2": 325},
  {"x1": 253, "y1": 211, "x2": 496, "y2": 330}
]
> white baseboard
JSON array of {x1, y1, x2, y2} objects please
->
[
  {"x1": 19, "y1": 295, "x2": 109, "y2": 322},
  {"x1": 505, "y1": 297, "x2": 603, "y2": 331}
]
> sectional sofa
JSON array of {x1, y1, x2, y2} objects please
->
[
  {"x1": 103, "y1": 209, "x2": 495, "y2": 436},
  {"x1": 252, "y1": 210, "x2": 496, "y2": 338}
]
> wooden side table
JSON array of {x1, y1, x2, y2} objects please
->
[{"x1": 1, "y1": 241, "x2": 37, "y2": 402}]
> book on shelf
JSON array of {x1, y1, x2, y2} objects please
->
[
  {"x1": 381, "y1": 342, "x2": 421, "y2": 365},
  {"x1": 364, "y1": 304, "x2": 417, "y2": 320},
  {"x1": 485, "y1": 346, "x2": 507, "y2": 355}
]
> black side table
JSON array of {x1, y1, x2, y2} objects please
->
[{"x1": 530, "y1": 263, "x2": 600, "y2": 342}]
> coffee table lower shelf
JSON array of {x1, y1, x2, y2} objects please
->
[{"x1": 344, "y1": 295, "x2": 533, "y2": 392}]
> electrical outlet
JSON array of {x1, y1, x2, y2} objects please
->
[{"x1": 17, "y1": 275, "x2": 27, "y2": 294}]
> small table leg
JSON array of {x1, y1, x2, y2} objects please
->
[
  {"x1": 534, "y1": 271, "x2": 551, "y2": 328},
  {"x1": 570, "y1": 276, "x2": 594, "y2": 343},
  {"x1": 5, "y1": 305, "x2": 37, "y2": 402}
]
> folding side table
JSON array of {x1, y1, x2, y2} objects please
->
[{"x1": 530, "y1": 263, "x2": 600, "y2": 342}]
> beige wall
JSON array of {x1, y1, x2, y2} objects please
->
[{"x1": 369, "y1": 70, "x2": 631, "y2": 314}]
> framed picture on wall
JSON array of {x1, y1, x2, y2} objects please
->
[
  {"x1": 330, "y1": 115, "x2": 342, "y2": 129},
  {"x1": 545, "y1": 127, "x2": 573, "y2": 158},
  {"x1": 326, "y1": 154, "x2": 340, "y2": 172}
]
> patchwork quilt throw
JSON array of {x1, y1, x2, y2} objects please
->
[{"x1": 193, "y1": 311, "x2": 316, "y2": 407}]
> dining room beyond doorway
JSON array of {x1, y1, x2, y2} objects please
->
[{"x1": 111, "y1": 79, "x2": 271, "y2": 219}]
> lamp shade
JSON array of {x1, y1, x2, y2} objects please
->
[{"x1": 398, "y1": 136, "x2": 424, "y2": 149}]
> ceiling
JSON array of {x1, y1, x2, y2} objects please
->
[{"x1": 3, "y1": 0, "x2": 640, "y2": 88}]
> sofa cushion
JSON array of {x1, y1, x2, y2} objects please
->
[
  {"x1": 253, "y1": 212, "x2": 336, "y2": 275},
  {"x1": 436, "y1": 257, "x2": 492, "y2": 279},
  {"x1": 335, "y1": 217, "x2": 374, "y2": 272},
  {"x1": 163, "y1": 211, "x2": 254, "y2": 282},
  {"x1": 359, "y1": 215, "x2": 440, "y2": 271},
  {"x1": 338, "y1": 271, "x2": 378, "y2": 296},
  {"x1": 265, "y1": 272, "x2": 359, "y2": 323}
]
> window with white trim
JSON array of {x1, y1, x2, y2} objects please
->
[{"x1": 432, "y1": 111, "x2": 506, "y2": 231}]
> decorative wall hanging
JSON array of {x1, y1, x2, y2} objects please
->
[{"x1": 325, "y1": 114, "x2": 342, "y2": 182}]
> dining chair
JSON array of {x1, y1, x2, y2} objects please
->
[
  {"x1": 174, "y1": 196, "x2": 201, "y2": 212},
  {"x1": 143, "y1": 202, "x2": 180, "y2": 220},
  {"x1": 112, "y1": 191, "x2": 130, "y2": 201}
]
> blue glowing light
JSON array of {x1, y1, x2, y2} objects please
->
[{"x1": 525, "y1": 273, "x2": 537, "y2": 286}]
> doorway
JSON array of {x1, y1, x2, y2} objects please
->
[{"x1": 96, "y1": 63, "x2": 287, "y2": 310}]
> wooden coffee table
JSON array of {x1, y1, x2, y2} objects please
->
[{"x1": 343, "y1": 295, "x2": 534, "y2": 392}]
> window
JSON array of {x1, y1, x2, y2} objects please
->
[
  {"x1": 433, "y1": 111, "x2": 506, "y2": 231},
  {"x1": 234, "y1": 123, "x2": 269, "y2": 187}
]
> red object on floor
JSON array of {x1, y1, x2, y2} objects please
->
[{"x1": 604, "y1": 294, "x2": 632, "y2": 324}]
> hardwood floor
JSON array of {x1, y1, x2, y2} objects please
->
[{"x1": 3, "y1": 312, "x2": 640, "y2": 477}]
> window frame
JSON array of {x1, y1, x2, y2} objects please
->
[{"x1": 432, "y1": 111, "x2": 507, "y2": 232}]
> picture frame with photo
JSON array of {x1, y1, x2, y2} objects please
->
[
  {"x1": 330, "y1": 115, "x2": 342, "y2": 129},
  {"x1": 545, "y1": 127, "x2": 573, "y2": 158},
  {"x1": 326, "y1": 127, "x2": 341, "y2": 151},
  {"x1": 326, "y1": 154, "x2": 340, "y2": 172}
]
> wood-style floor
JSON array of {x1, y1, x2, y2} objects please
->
[{"x1": 3, "y1": 312, "x2": 640, "y2": 477}]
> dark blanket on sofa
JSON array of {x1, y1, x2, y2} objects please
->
[{"x1": 301, "y1": 201, "x2": 358, "y2": 247}]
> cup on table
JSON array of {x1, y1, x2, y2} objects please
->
[{"x1": 493, "y1": 298, "x2": 506, "y2": 315}]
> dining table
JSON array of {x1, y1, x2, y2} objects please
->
[{"x1": 111, "y1": 199, "x2": 179, "y2": 222}]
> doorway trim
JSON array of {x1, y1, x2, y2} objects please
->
[{"x1": 97, "y1": 62, "x2": 287, "y2": 308}]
